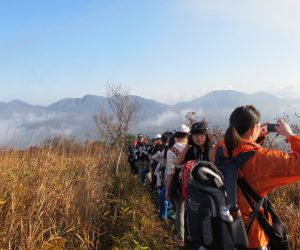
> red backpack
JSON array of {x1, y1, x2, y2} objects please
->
[{"x1": 181, "y1": 160, "x2": 196, "y2": 200}]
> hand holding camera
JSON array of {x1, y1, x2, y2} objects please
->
[
  {"x1": 267, "y1": 123, "x2": 277, "y2": 133},
  {"x1": 265, "y1": 120, "x2": 294, "y2": 138},
  {"x1": 276, "y1": 119, "x2": 294, "y2": 138}
]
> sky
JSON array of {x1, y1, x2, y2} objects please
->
[{"x1": 1, "y1": 0, "x2": 300, "y2": 105}]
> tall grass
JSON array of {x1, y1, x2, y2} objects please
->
[
  {"x1": 0, "y1": 143, "x2": 114, "y2": 249},
  {"x1": 270, "y1": 183, "x2": 300, "y2": 249},
  {"x1": 0, "y1": 141, "x2": 299, "y2": 249},
  {"x1": 99, "y1": 167, "x2": 177, "y2": 250}
]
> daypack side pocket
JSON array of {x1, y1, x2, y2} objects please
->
[
  {"x1": 186, "y1": 187, "x2": 213, "y2": 245},
  {"x1": 230, "y1": 216, "x2": 249, "y2": 248},
  {"x1": 187, "y1": 195, "x2": 213, "y2": 245}
]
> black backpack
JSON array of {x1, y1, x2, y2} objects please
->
[
  {"x1": 186, "y1": 147, "x2": 255, "y2": 250},
  {"x1": 186, "y1": 163, "x2": 247, "y2": 249},
  {"x1": 186, "y1": 147, "x2": 289, "y2": 250}
]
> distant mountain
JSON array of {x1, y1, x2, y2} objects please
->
[
  {"x1": 46, "y1": 95, "x2": 109, "y2": 114},
  {"x1": 0, "y1": 90, "x2": 299, "y2": 148},
  {"x1": 175, "y1": 90, "x2": 249, "y2": 109},
  {"x1": 174, "y1": 90, "x2": 286, "y2": 111},
  {"x1": 0, "y1": 99, "x2": 43, "y2": 115},
  {"x1": 173, "y1": 90, "x2": 300, "y2": 122}
]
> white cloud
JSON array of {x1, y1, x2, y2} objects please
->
[
  {"x1": 139, "y1": 108, "x2": 204, "y2": 129},
  {"x1": 261, "y1": 84, "x2": 300, "y2": 99},
  {"x1": 181, "y1": 0, "x2": 300, "y2": 35},
  {"x1": 0, "y1": 112, "x2": 80, "y2": 148}
]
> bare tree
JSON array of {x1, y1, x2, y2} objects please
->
[
  {"x1": 93, "y1": 83, "x2": 139, "y2": 176},
  {"x1": 211, "y1": 125, "x2": 224, "y2": 144},
  {"x1": 185, "y1": 111, "x2": 198, "y2": 127}
]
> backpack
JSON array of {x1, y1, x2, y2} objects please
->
[
  {"x1": 238, "y1": 178, "x2": 289, "y2": 250},
  {"x1": 181, "y1": 160, "x2": 196, "y2": 200},
  {"x1": 186, "y1": 146, "x2": 254, "y2": 250},
  {"x1": 217, "y1": 147, "x2": 289, "y2": 250},
  {"x1": 168, "y1": 146, "x2": 182, "y2": 198}
]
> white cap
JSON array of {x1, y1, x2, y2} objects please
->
[
  {"x1": 155, "y1": 134, "x2": 162, "y2": 139},
  {"x1": 175, "y1": 124, "x2": 190, "y2": 133}
]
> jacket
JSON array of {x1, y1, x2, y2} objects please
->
[{"x1": 212, "y1": 136, "x2": 300, "y2": 248}]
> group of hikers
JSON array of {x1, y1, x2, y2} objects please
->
[{"x1": 127, "y1": 105, "x2": 300, "y2": 250}]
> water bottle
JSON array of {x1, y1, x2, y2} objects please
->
[{"x1": 221, "y1": 207, "x2": 233, "y2": 222}]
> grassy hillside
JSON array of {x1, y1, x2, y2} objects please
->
[
  {"x1": 0, "y1": 143, "x2": 299, "y2": 249},
  {"x1": 0, "y1": 144, "x2": 177, "y2": 249},
  {"x1": 0, "y1": 144, "x2": 114, "y2": 249}
]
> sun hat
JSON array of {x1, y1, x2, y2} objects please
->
[
  {"x1": 155, "y1": 134, "x2": 162, "y2": 140},
  {"x1": 175, "y1": 124, "x2": 190, "y2": 134}
]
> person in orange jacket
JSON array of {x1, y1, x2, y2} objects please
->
[{"x1": 211, "y1": 105, "x2": 300, "y2": 249}]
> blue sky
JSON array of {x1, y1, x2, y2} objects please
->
[{"x1": 1, "y1": 0, "x2": 300, "y2": 105}]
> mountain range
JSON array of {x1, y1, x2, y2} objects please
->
[{"x1": 1, "y1": 90, "x2": 299, "y2": 148}]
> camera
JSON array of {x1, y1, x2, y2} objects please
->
[{"x1": 267, "y1": 123, "x2": 277, "y2": 133}]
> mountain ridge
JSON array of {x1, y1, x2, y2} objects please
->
[{"x1": 0, "y1": 90, "x2": 299, "y2": 148}]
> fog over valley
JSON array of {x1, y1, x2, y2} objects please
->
[{"x1": 1, "y1": 90, "x2": 299, "y2": 148}]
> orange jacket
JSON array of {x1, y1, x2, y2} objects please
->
[{"x1": 211, "y1": 136, "x2": 300, "y2": 248}]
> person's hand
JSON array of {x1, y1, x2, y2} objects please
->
[
  {"x1": 259, "y1": 123, "x2": 268, "y2": 137},
  {"x1": 276, "y1": 119, "x2": 294, "y2": 138}
]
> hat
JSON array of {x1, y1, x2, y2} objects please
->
[
  {"x1": 190, "y1": 122, "x2": 208, "y2": 133},
  {"x1": 137, "y1": 133, "x2": 143, "y2": 138},
  {"x1": 155, "y1": 134, "x2": 162, "y2": 140},
  {"x1": 175, "y1": 124, "x2": 190, "y2": 134}
]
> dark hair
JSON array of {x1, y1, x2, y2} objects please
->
[
  {"x1": 204, "y1": 133, "x2": 213, "y2": 149},
  {"x1": 163, "y1": 134, "x2": 176, "y2": 159},
  {"x1": 161, "y1": 131, "x2": 173, "y2": 144},
  {"x1": 174, "y1": 132, "x2": 189, "y2": 139},
  {"x1": 168, "y1": 134, "x2": 176, "y2": 148},
  {"x1": 224, "y1": 105, "x2": 260, "y2": 158}
]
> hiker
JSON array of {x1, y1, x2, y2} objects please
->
[
  {"x1": 177, "y1": 120, "x2": 214, "y2": 165},
  {"x1": 211, "y1": 105, "x2": 300, "y2": 249},
  {"x1": 156, "y1": 131, "x2": 175, "y2": 220},
  {"x1": 127, "y1": 140, "x2": 138, "y2": 175},
  {"x1": 135, "y1": 134, "x2": 151, "y2": 185},
  {"x1": 149, "y1": 134, "x2": 163, "y2": 189},
  {"x1": 177, "y1": 121, "x2": 215, "y2": 201},
  {"x1": 165, "y1": 124, "x2": 190, "y2": 247}
]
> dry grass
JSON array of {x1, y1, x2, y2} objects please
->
[
  {"x1": 0, "y1": 143, "x2": 176, "y2": 250},
  {"x1": 0, "y1": 144, "x2": 114, "y2": 249},
  {"x1": 99, "y1": 170, "x2": 177, "y2": 250},
  {"x1": 0, "y1": 142, "x2": 299, "y2": 249},
  {"x1": 270, "y1": 182, "x2": 300, "y2": 250}
]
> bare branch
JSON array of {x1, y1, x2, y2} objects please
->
[{"x1": 93, "y1": 83, "x2": 139, "y2": 175}]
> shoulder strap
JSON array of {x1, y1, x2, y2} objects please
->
[
  {"x1": 170, "y1": 146, "x2": 180, "y2": 156},
  {"x1": 215, "y1": 146, "x2": 255, "y2": 208},
  {"x1": 193, "y1": 146, "x2": 198, "y2": 160},
  {"x1": 238, "y1": 178, "x2": 284, "y2": 239},
  {"x1": 238, "y1": 178, "x2": 266, "y2": 232},
  {"x1": 215, "y1": 146, "x2": 255, "y2": 168}
]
